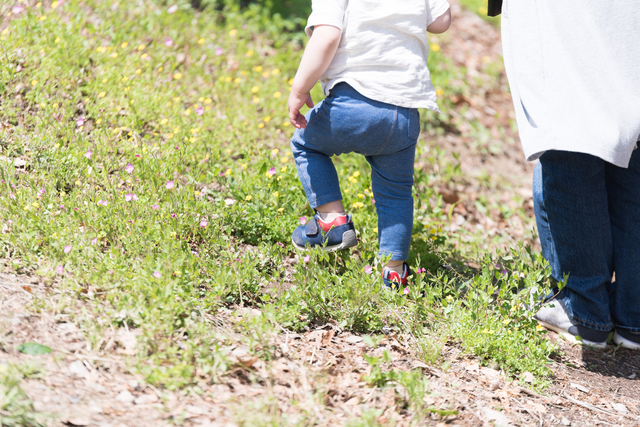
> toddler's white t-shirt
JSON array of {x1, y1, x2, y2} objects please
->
[{"x1": 306, "y1": 0, "x2": 450, "y2": 111}]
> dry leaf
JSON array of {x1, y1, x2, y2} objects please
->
[{"x1": 321, "y1": 330, "x2": 335, "y2": 346}]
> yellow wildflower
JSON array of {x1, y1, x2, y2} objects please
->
[
  {"x1": 430, "y1": 44, "x2": 440, "y2": 52},
  {"x1": 160, "y1": 118, "x2": 169, "y2": 125},
  {"x1": 198, "y1": 38, "x2": 205, "y2": 44},
  {"x1": 352, "y1": 202, "x2": 364, "y2": 209},
  {"x1": 264, "y1": 116, "x2": 271, "y2": 123},
  {"x1": 173, "y1": 72, "x2": 183, "y2": 80},
  {"x1": 273, "y1": 91, "x2": 282, "y2": 98},
  {"x1": 121, "y1": 42, "x2": 128, "y2": 49},
  {"x1": 245, "y1": 50, "x2": 254, "y2": 57},
  {"x1": 245, "y1": 195, "x2": 252, "y2": 201},
  {"x1": 251, "y1": 86, "x2": 260, "y2": 93},
  {"x1": 229, "y1": 29, "x2": 237, "y2": 36},
  {"x1": 51, "y1": 1, "x2": 59, "y2": 8},
  {"x1": 138, "y1": 44, "x2": 145, "y2": 51}
]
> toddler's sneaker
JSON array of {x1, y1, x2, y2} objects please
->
[
  {"x1": 291, "y1": 213, "x2": 357, "y2": 251},
  {"x1": 613, "y1": 328, "x2": 640, "y2": 350},
  {"x1": 382, "y1": 262, "x2": 411, "y2": 291},
  {"x1": 533, "y1": 299, "x2": 610, "y2": 348}
]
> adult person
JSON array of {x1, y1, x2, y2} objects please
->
[{"x1": 498, "y1": 0, "x2": 640, "y2": 349}]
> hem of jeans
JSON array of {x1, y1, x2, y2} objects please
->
[
  {"x1": 309, "y1": 193, "x2": 343, "y2": 210},
  {"x1": 378, "y1": 250, "x2": 408, "y2": 262},
  {"x1": 569, "y1": 313, "x2": 613, "y2": 332},
  {"x1": 613, "y1": 325, "x2": 640, "y2": 334}
]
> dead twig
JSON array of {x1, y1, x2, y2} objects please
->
[{"x1": 562, "y1": 392, "x2": 637, "y2": 421}]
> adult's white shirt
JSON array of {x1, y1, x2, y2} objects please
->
[
  {"x1": 306, "y1": 0, "x2": 450, "y2": 111},
  {"x1": 501, "y1": 0, "x2": 640, "y2": 168}
]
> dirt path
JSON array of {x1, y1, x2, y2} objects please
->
[{"x1": 2, "y1": 271, "x2": 639, "y2": 427}]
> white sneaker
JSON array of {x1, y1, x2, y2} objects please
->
[
  {"x1": 534, "y1": 299, "x2": 610, "y2": 349},
  {"x1": 613, "y1": 329, "x2": 640, "y2": 350}
]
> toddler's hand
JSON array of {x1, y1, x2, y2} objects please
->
[{"x1": 288, "y1": 91, "x2": 314, "y2": 129}]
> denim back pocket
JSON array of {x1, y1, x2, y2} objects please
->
[{"x1": 407, "y1": 108, "x2": 421, "y2": 140}]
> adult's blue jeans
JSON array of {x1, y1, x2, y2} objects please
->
[
  {"x1": 290, "y1": 83, "x2": 420, "y2": 261},
  {"x1": 533, "y1": 149, "x2": 640, "y2": 332}
]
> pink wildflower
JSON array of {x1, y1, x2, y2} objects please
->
[
  {"x1": 153, "y1": 271, "x2": 162, "y2": 278},
  {"x1": 56, "y1": 265, "x2": 64, "y2": 275},
  {"x1": 215, "y1": 47, "x2": 223, "y2": 56},
  {"x1": 197, "y1": 107, "x2": 204, "y2": 116},
  {"x1": 84, "y1": 150, "x2": 92, "y2": 158},
  {"x1": 165, "y1": 180, "x2": 174, "y2": 189},
  {"x1": 303, "y1": 255, "x2": 310, "y2": 264},
  {"x1": 76, "y1": 117, "x2": 84, "y2": 127},
  {"x1": 403, "y1": 287, "x2": 410, "y2": 295},
  {"x1": 364, "y1": 265, "x2": 372, "y2": 274},
  {"x1": 98, "y1": 199, "x2": 108, "y2": 206},
  {"x1": 91, "y1": 238, "x2": 97, "y2": 245},
  {"x1": 299, "y1": 217, "x2": 307, "y2": 225},
  {"x1": 151, "y1": 204, "x2": 159, "y2": 210},
  {"x1": 64, "y1": 245, "x2": 72, "y2": 254},
  {"x1": 267, "y1": 167, "x2": 276, "y2": 177},
  {"x1": 165, "y1": 38, "x2": 173, "y2": 47},
  {"x1": 125, "y1": 193, "x2": 138, "y2": 201},
  {"x1": 125, "y1": 163, "x2": 134, "y2": 173},
  {"x1": 200, "y1": 219, "x2": 208, "y2": 228}
]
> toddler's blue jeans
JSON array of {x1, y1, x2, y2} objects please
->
[
  {"x1": 533, "y1": 149, "x2": 640, "y2": 332},
  {"x1": 290, "y1": 83, "x2": 420, "y2": 261}
]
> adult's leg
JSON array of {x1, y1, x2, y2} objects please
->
[
  {"x1": 606, "y1": 148, "x2": 640, "y2": 334},
  {"x1": 536, "y1": 150, "x2": 614, "y2": 331}
]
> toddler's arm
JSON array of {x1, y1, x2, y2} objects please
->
[
  {"x1": 288, "y1": 25, "x2": 342, "y2": 129},
  {"x1": 427, "y1": 7, "x2": 452, "y2": 34}
]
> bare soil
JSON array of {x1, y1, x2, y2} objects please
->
[{"x1": 2, "y1": 271, "x2": 639, "y2": 427}]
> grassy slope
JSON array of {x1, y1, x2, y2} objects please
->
[{"x1": 0, "y1": 0, "x2": 554, "y2": 415}]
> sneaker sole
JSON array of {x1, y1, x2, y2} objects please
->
[
  {"x1": 536, "y1": 319, "x2": 607, "y2": 349},
  {"x1": 613, "y1": 331, "x2": 640, "y2": 350},
  {"x1": 291, "y1": 230, "x2": 358, "y2": 252}
]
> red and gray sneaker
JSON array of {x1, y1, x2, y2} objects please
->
[
  {"x1": 382, "y1": 262, "x2": 411, "y2": 291},
  {"x1": 291, "y1": 213, "x2": 357, "y2": 251}
]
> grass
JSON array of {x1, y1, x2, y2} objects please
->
[
  {"x1": 0, "y1": 362, "x2": 46, "y2": 427},
  {"x1": 1, "y1": 0, "x2": 555, "y2": 421}
]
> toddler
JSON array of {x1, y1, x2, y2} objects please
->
[{"x1": 288, "y1": 0, "x2": 451, "y2": 288}]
